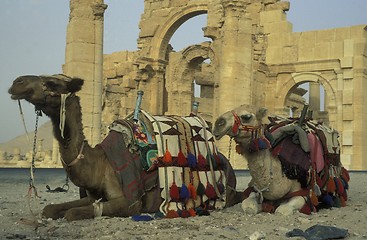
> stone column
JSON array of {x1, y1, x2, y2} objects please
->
[
  {"x1": 149, "y1": 63, "x2": 166, "y2": 115},
  {"x1": 309, "y1": 82, "x2": 320, "y2": 112},
  {"x1": 52, "y1": 138, "x2": 59, "y2": 165},
  {"x1": 214, "y1": 0, "x2": 253, "y2": 118},
  {"x1": 63, "y1": 0, "x2": 107, "y2": 146}
]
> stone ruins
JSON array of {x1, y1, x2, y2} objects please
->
[{"x1": 2, "y1": 0, "x2": 366, "y2": 170}]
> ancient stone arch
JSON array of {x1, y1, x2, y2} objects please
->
[
  {"x1": 165, "y1": 42, "x2": 216, "y2": 117},
  {"x1": 60, "y1": 0, "x2": 367, "y2": 170},
  {"x1": 278, "y1": 72, "x2": 337, "y2": 124}
]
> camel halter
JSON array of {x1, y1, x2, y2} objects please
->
[{"x1": 231, "y1": 111, "x2": 260, "y2": 136}]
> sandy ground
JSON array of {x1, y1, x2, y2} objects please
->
[{"x1": 0, "y1": 171, "x2": 366, "y2": 240}]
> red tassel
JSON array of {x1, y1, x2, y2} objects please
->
[
  {"x1": 196, "y1": 142, "x2": 207, "y2": 170},
  {"x1": 177, "y1": 150, "x2": 187, "y2": 167},
  {"x1": 169, "y1": 171, "x2": 180, "y2": 201},
  {"x1": 166, "y1": 210, "x2": 179, "y2": 218},
  {"x1": 340, "y1": 195, "x2": 347, "y2": 207},
  {"x1": 188, "y1": 208, "x2": 196, "y2": 217},
  {"x1": 180, "y1": 209, "x2": 191, "y2": 218},
  {"x1": 163, "y1": 139, "x2": 172, "y2": 164},
  {"x1": 299, "y1": 203, "x2": 311, "y2": 215},
  {"x1": 341, "y1": 167, "x2": 350, "y2": 182},
  {"x1": 204, "y1": 172, "x2": 217, "y2": 200}
]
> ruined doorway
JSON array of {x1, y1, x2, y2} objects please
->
[{"x1": 285, "y1": 81, "x2": 329, "y2": 124}]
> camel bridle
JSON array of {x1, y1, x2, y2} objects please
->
[{"x1": 231, "y1": 110, "x2": 260, "y2": 137}]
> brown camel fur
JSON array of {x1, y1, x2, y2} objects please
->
[
  {"x1": 212, "y1": 105, "x2": 349, "y2": 215},
  {"x1": 8, "y1": 74, "x2": 241, "y2": 221}
]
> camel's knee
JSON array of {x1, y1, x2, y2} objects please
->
[
  {"x1": 275, "y1": 196, "x2": 306, "y2": 215},
  {"x1": 241, "y1": 192, "x2": 261, "y2": 215}
]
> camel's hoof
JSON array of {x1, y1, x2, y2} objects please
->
[
  {"x1": 241, "y1": 200, "x2": 261, "y2": 215},
  {"x1": 42, "y1": 204, "x2": 63, "y2": 220},
  {"x1": 275, "y1": 204, "x2": 295, "y2": 216}
]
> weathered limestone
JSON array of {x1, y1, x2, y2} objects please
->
[
  {"x1": 100, "y1": 0, "x2": 366, "y2": 170},
  {"x1": 63, "y1": 0, "x2": 107, "y2": 146}
]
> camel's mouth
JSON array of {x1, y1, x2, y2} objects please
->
[
  {"x1": 8, "y1": 88, "x2": 32, "y2": 100},
  {"x1": 213, "y1": 126, "x2": 231, "y2": 140}
]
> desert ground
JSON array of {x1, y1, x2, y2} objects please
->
[{"x1": 0, "y1": 170, "x2": 366, "y2": 240}]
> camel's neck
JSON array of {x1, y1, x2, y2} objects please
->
[
  {"x1": 48, "y1": 96, "x2": 86, "y2": 165},
  {"x1": 237, "y1": 140, "x2": 279, "y2": 187}
]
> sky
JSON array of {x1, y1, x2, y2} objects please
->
[{"x1": 1, "y1": 0, "x2": 367, "y2": 144}]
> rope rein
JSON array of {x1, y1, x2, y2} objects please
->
[
  {"x1": 18, "y1": 100, "x2": 30, "y2": 143},
  {"x1": 27, "y1": 109, "x2": 42, "y2": 216}
]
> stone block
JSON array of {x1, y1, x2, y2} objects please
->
[
  {"x1": 66, "y1": 42, "x2": 97, "y2": 63},
  {"x1": 298, "y1": 45, "x2": 315, "y2": 61},
  {"x1": 330, "y1": 41, "x2": 343, "y2": 59},
  {"x1": 260, "y1": 10, "x2": 286, "y2": 24},
  {"x1": 343, "y1": 69, "x2": 354, "y2": 79},
  {"x1": 343, "y1": 39, "x2": 354, "y2": 56},
  {"x1": 342, "y1": 104, "x2": 353, "y2": 121},
  {"x1": 335, "y1": 27, "x2": 351, "y2": 41},
  {"x1": 341, "y1": 154, "x2": 352, "y2": 168},
  {"x1": 314, "y1": 42, "x2": 330, "y2": 59},
  {"x1": 265, "y1": 47, "x2": 282, "y2": 64},
  {"x1": 282, "y1": 46, "x2": 298, "y2": 63},
  {"x1": 263, "y1": 21, "x2": 292, "y2": 34},
  {"x1": 66, "y1": 20, "x2": 95, "y2": 43},
  {"x1": 350, "y1": 25, "x2": 367, "y2": 38},
  {"x1": 342, "y1": 130, "x2": 353, "y2": 146},
  {"x1": 139, "y1": 20, "x2": 159, "y2": 38},
  {"x1": 316, "y1": 29, "x2": 336, "y2": 43},
  {"x1": 267, "y1": 33, "x2": 285, "y2": 47},
  {"x1": 342, "y1": 89, "x2": 353, "y2": 104},
  {"x1": 300, "y1": 31, "x2": 316, "y2": 43},
  {"x1": 340, "y1": 57, "x2": 353, "y2": 69}
]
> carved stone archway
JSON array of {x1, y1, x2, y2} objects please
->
[{"x1": 165, "y1": 42, "x2": 216, "y2": 118}]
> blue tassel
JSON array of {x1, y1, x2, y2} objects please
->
[
  {"x1": 180, "y1": 183, "x2": 190, "y2": 200},
  {"x1": 257, "y1": 138, "x2": 268, "y2": 150},
  {"x1": 187, "y1": 152, "x2": 197, "y2": 168},
  {"x1": 322, "y1": 194, "x2": 334, "y2": 207}
]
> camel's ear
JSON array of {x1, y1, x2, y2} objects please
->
[
  {"x1": 256, "y1": 107, "x2": 269, "y2": 124},
  {"x1": 67, "y1": 78, "x2": 84, "y2": 93}
]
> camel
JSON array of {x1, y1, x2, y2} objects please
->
[
  {"x1": 212, "y1": 105, "x2": 349, "y2": 215},
  {"x1": 8, "y1": 74, "x2": 241, "y2": 221}
]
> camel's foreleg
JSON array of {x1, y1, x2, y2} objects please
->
[
  {"x1": 62, "y1": 197, "x2": 143, "y2": 221},
  {"x1": 43, "y1": 197, "x2": 93, "y2": 220},
  {"x1": 275, "y1": 196, "x2": 306, "y2": 215}
]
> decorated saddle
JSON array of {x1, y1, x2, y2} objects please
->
[
  {"x1": 100, "y1": 110, "x2": 229, "y2": 218},
  {"x1": 257, "y1": 115, "x2": 350, "y2": 213}
]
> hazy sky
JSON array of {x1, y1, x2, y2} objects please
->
[{"x1": 1, "y1": 0, "x2": 367, "y2": 143}]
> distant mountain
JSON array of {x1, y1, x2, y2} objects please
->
[{"x1": 0, "y1": 121, "x2": 53, "y2": 154}]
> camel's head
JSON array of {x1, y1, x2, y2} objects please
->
[
  {"x1": 213, "y1": 105, "x2": 268, "y2": 143},
  {"x1": 8, "y1": 74, "x2": 84, "y2": 108}
]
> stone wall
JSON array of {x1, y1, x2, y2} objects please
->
[
  {"x1": 100, "y1": 0, "x2": 366, "y2": 170},
  {"x1": 2, "y1": 0, "x2": 366, "y2": 170}
]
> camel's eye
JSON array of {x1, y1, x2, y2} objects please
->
[
  {"x1": 240, "y1": 114, "x2": 252, "y2": 122},
  {"x1": 15, "y1": 78, "x2": 24, "y2": 85}
]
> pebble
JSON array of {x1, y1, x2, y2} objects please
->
[{"x1": 249, "y1": 231, "x2": 266, "y2": 240}]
